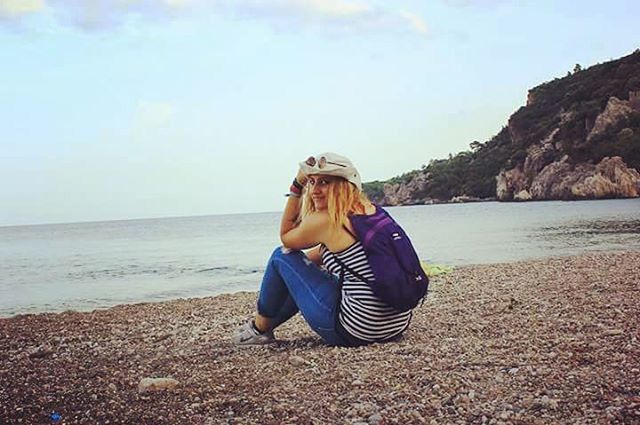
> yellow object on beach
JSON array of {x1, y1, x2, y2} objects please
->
[{"x1": 421, "y1": 261, "x2": 454, "y2": 277}]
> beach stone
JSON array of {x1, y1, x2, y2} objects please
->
[
  {"x1": 410, "y1": 410, "x2": 426, "y2": 422},
  {"x1": 533, "y1": 395, "x2": 559, "y2": 410},
  {"x1": 138, "y1": 377, "x2": 180, "y2": 393},
  {"x1": 289, "y1": 355, "x2": 307, "y2": 366},
  {"x1": 458, "y1": 394, "x2": 470, "y2": 405},
  {"x1": 368, "y1": 413, "x2": 383, "y2": 425},
  {"x1": 28, "y1": 345, "x2": 54, "y2": 359}
]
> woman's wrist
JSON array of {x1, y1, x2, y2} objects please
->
[
  {"x1": 292, "y1": 178, "x2": 304, "y2": 190},
  {"x1": 289, "y1": 182, "x2": 302, "y2": 197},
  {"x1": 289, "y1": 176, "x2": 307, "y2": 197}
]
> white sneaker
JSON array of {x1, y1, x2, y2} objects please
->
[{"x1": 232, "y1": 321, "x2": 276, "y2": 345}]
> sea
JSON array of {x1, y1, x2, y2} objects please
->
[{"x1": 1, "y1": 199, "x2": 639, "y2": 317}]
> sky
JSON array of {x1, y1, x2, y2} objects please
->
[{"x1": 1, "y1": 0, "x2": 639, "y2": 226}]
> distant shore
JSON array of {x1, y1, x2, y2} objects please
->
[
  {"x1": 1, "y1": 251, "x2": 639, "y2": 424},
  {"x1": 379, "y1": 194, "x2": 640, "y2": 207}
]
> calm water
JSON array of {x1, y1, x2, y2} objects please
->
[{"x1": 1, "y1": 199, "x2": 639, "y2": 317}]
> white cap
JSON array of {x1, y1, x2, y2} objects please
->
[{"x1": 299, "y1": 152, "x2": 362, "y2": 191}]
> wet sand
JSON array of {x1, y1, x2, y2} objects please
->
[{"x1": 1, "y1": 251, "x2": 639, "y2": 424}]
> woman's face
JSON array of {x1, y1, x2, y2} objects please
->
[{"x1": 308, "y1": 174, "x2": 335, "y2": 211}]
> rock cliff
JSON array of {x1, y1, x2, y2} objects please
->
[
  {"x1": 496, "y1": 94, "x2": 640, "y2": 201},
  {"x1": 496, "y1": 156, "x2": 640, "y2": 201},
  {"x1": 364, "y1": 49, "x2": 640, "y2": 205}
]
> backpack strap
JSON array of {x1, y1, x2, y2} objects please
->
[
  {"x1": 342, "y1": 224, "x2": 357, "y2": 239},
  {"x1": 331, "y1": 252, "x2": 372, "y2": 285}
]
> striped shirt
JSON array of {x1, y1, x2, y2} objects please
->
[{"x1": 321, "y1": 242, "x2": 412, "y2": 342}]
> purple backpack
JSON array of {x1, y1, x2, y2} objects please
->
[{"x1": 341, "y1": 205, "x2": 429, "y2": 312}]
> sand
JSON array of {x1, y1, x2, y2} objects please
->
[{"x1": 1, "y1": 251, "x2": 639, "y2": 424}]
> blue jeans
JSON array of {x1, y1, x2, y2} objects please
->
[{"x1": 257, "y1": 246, "x2": 352, "y2": 346}]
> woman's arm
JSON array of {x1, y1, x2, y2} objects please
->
[
  {"x1": 281, "y1": 210, "x2": 329, "y2": 250},
  {"x1": 280, "y1": 169, "x2": 307, "y2": 237},
  {"x1": 280, "y1": 194, "x2": 303, "y2": 237},
  {"x1": 280, "y1": 170, "x2": 330, "y2": 250}
]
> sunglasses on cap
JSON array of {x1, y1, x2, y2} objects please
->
[{"x1": 305, "y1": 156, "x2": 347, "y2": 169}]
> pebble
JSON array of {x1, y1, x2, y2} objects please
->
[
  {"x1": 28, "y1": 345, "x2": 54, "y2": 359},
  {"x1": 289, "y1": 355, "x2": 307, "y2": 366},
  {"x1": 138, "y1": 377, "x2": 180, "y2": 393},
  {"x1": 534, "y1": 395, "x2": 559, "y2": 410},
  {"x1": 368, "y1": 413, "x2": 383, "y2": 425}
]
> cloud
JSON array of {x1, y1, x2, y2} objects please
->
[
  {"x1": 46, "y1": 0, "x2": 197, "y2": 31},
  {"x1": 0, "y1": 0, "x2": 428, "y2": 36},
  {"x1": 0, "y1": 0, "x2": 44, "y2": 20},
  {"x1": 220, "y1": 1, "x2": 427, "y2": 35},
  {"x1": 398, "y1": 10, "x2": 428, "y2": 35},
  {"x1": 442, "y1": 0, "x2": 506, "y2": 7},
  {"x1": 283, "y1": 0, "x2": 372, "y2": 18}
]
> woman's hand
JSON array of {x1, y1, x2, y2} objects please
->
[
  {"x1": 296, "y1": 158, "x2": 313, "y2": 186},
  {"x1": 295, "y1": 169, "x2": 307, "y2": 185}
]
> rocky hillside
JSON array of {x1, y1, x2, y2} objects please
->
[{"x1": 365, "y1": 49, "x2": 640, "y2": 205}]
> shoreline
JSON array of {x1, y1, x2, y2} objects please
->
[
  {"x1": 2, "y1": 251, "x2": 639, "y2": 424},
  {"x1": 4, "y1": 247, "x2": 640, "y2": 320},
  {"x1": 376, "y1": 195, "x2": 640, "y2": 207}
]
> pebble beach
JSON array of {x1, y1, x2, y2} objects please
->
[{"x1": 1, "y1": 251, "x2": 639, "y2": 424}]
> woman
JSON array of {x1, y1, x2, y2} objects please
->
[{"x1": 233, "y1": 152, "x2": 413, "y2": 347}]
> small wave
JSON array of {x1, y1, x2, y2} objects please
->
[
  {"x1": 64, "y1": 263, "x2": 265, "y2": 281},
  {"x1": 196, "y1": 266, "x2": 230, "y2": 273}
]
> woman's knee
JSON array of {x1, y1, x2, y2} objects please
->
[{"x1": 269, "y1": 245, "x2": 287, "y2": 259}]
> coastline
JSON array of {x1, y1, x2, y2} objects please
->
[
  {"x1": 2, "y1": 251, "x2": 639, "y2": 424},
  {"x1": 378, "y1": 194, "x2": 640, "y2": 207}
]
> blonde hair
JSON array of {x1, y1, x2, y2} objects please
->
[{"x1": 302, "y1": 177, "x2": 370, "y2": 228}]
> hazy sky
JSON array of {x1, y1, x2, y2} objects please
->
[{"x1": 1, "y1": 0, "x2": 639, "y2": 226}]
